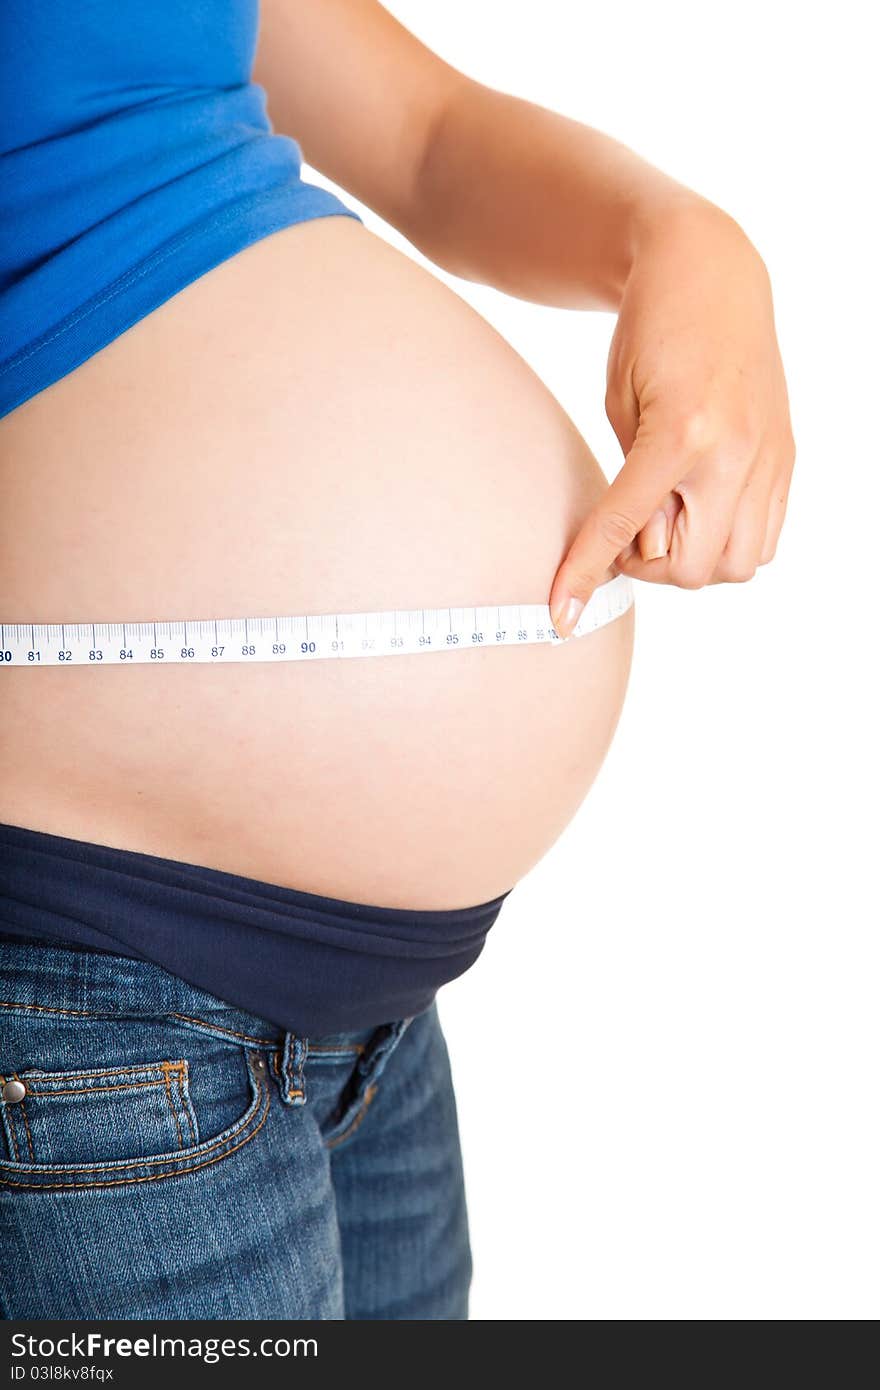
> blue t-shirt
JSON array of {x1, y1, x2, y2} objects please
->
[
  {"x1": 0, "y1": 0, "x2": 361, "y2": 417},
  {"x1": 0, "y1": 5, "x2": 515, "y2": 1029}
]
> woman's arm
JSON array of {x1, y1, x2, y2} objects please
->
[
  {"x1": 254, "y1": 0, "x2": 687, "y2": 308},
  {"x1": 406, "y1": 83, "x2": 710, "y2": 314},
  {"x1": 412, "y1": 77, "x2": 794, "y2": 625},
  {"x1": 255, "y1": 1, "x2": 795, "y2": 630},
  {"x1": 252, "y1": 0, "x2": 460, "y2": 232}
]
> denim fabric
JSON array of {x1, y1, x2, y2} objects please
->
[{"x1": 0, "y1": 938, "x2": 471, "y2": 1319}]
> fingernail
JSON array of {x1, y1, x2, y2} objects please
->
[
  {"x1": 552, "y1": 594, "x2": 585, "y2": 639},
  {"x1": 641, "y1": 509, "x2": 669, "y2": 561}
]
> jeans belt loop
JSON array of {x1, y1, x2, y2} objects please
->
[{"x1": 278, "y1": 1031, "x2": 307, "y2": 1107}]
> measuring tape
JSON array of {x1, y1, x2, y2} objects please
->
[{"x1": 0, "y1": 574, "x2": 633, "y2": 668}]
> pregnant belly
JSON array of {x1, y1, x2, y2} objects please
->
[{"x1": 0, "y1": 216, "x2": 634, "y2": 909}]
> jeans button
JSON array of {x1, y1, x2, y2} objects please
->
[{"x1": 1, "y1": 1078, "x2": 26, "y2": 1103}]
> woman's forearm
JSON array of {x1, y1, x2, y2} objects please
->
[{"x1": 405, "y1": 78, "x2": 719, "y2": 312}]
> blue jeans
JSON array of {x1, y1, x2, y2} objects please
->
[{"x1": 0, "y1": 938, "x2": 471, "y2": 1319}]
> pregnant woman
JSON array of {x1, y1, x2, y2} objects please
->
[{"x1": 0, "y1": 2, "x2": 794, "y2": 1319}]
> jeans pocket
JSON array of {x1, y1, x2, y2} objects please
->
[
  {"x1": 0, "y1": 1043, "x2": 271, "y2": 1192},
  {"x1": 1, "y1": 1060, "x2": 200, "y2": 1166}
]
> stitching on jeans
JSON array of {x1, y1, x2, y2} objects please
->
[
  {"x1": 0, "y1": 1001, "x2": 278, "y2": 1047},
  {"x1": 17, "y1": 1095, "x2": 34, "y2": 1162},
  {"x1": 307, "y1": 1043, "x2": 366, "y2": 1055},
  {"x1": 0, "y1": 1075, "x2": 12, "y2": 1161},
  {"x1": 0, "y1": 1060, "x2": 266, "y2": 1176},
  {"x1": 5, "y1": 1105, "x2": 20, "y2": 1163},
  {"x1": 160, "y1": 1063, "x2": 184, "y2": 1150},
  {"x1": 18, "y1": 1062, "x2": 185, "y2": 1084},
  {"x1": 271, "y1": 1044, "x2": 301, "y2": 1099},
  {"x1": 0, "y1": 1076, "x2": 271, "y2": 1191},
  {"x1": 14, "y1": 1080, "x2": 35, "y2": 1164},
  {"x1": 0, "y1": 1000, "x2": 102, "y2": 1019},
  {"x1": 26, "y1": 1080, "x2": 168, "y2": 1097},
  {"x1": 177, "y1": 1073, "x2": 197, "y2": 1146},
  {"x1": 282, "y1": 1034, "x2": 307, "y2": 1101},
  {"x1": 5, "y1": 1070, "x2": 191, "y2": 1159},
  {"x1": 325, "y1": 1084, "x2": 378, "y2": 1151},
  {"x1": 168, "y1": 1013, "x2": 278, "y2": 1046}
]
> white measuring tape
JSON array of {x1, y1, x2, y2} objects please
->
[{"x1": 0, "y1": 574, "x2": 632, "y2": 668}]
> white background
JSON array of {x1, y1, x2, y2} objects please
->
[{"x1": 305, "y1": 1, "x2": 878, "y2": 1318}]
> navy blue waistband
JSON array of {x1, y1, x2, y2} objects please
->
[{"x1": 0, "y1": 822, "x2": 511, "y2": 1035}]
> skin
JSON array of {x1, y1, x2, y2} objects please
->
[
  {"x1": 0, "y1": 2, "x2": 792, "y2": 908},
  {"x1": 254, "y1": 0, "x2": 796, "y2": 632},
  {"x1": 0, "y1": 218, "x2": 634, "y2": 908}
]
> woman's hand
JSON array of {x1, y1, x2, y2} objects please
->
[
  {"x1": 549, "y1": 199, "x2": 796, "y2": 637},
  {"x1": 252, "y1": 7, "x2": 794, "y2": 638}
]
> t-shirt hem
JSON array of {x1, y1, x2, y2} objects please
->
[{"x1": 0, "y1": 186, "x2": 363, "y2": 419}]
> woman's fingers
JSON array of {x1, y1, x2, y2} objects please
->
[
  {"x1": 623, "y1": 468, "x2": 743, "y2": 589},
  {"x1": 760, "y1": 483, "x2": 788, "y2": 565},
  {"x1": 636, "y1": 490, "x2": 682, "y2": 561},
  {"x1": 715, "y1": 457, "x2": 778, "y2": 582},
  {"x1": 555, "y1": 426, "x2": 749, "y2": 620},
  {"x1": 551, "y1": 358, "x2": 794, "y2": 629},
  {"x1": 616, "y1": 455, "x2": 788, "y2": 589},
  {"x1": 548, "y1": 421, "x2": 685, "y2": 631}
]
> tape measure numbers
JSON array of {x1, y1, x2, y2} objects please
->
[{"x1": 0, "y1": 574, "x2": 633, "y2": 668}]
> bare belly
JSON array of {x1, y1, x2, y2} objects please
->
[{"x1": 0, "y1": 216, "x2": 634, "y2": 909}]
